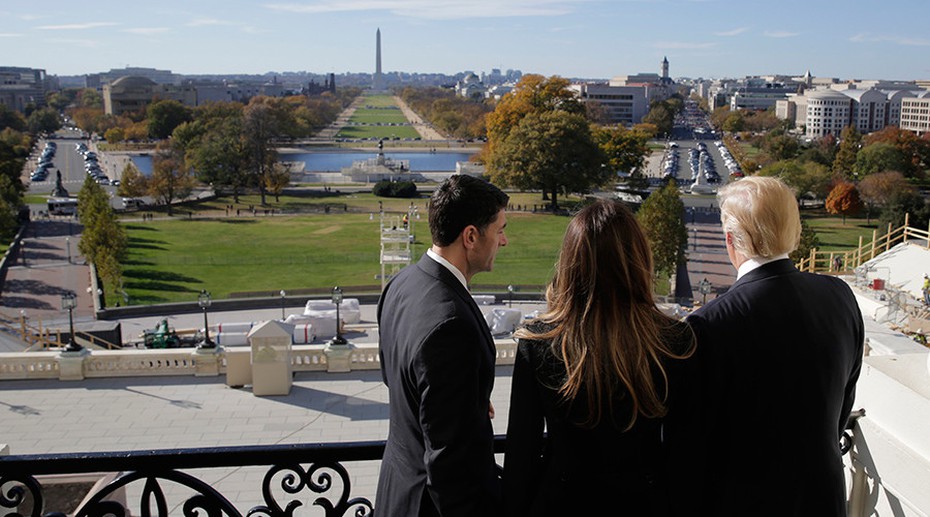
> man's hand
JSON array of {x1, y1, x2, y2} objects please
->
[{"x1": 489, "y1": 402, "x2": 495, "y2": 419}]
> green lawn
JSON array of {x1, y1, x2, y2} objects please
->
[
  {"x1": 120, "y1": 192, "x2": 577, "y2": 305},
  {"x1": 336, "y1": 125, "x2": 421, "y2": 140},
  {"x1": 358, "y1": 95, "x2": 398, "y2": 108},
  {"x1": 109, "y1": 192, "x2": 896, "y2": 306},
  {"x1": 802, "y1": 211, "x2": 881, "y2": 250},
  {"x1": 347, "y1": 110, "x2": 409, "y2": 125}
]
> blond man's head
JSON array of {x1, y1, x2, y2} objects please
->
[{"x1": 717, "y1": 176, "x2": 801, "y2": 259}]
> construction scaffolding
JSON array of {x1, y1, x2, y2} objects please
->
[{"x1": 380, "y1": 213, "x2": 413, "y2": 291}]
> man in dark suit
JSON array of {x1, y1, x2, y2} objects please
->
[
  {"x1": 687, "y1": 176, "x2": 863, "y2": 516},
  {"x1": 377, "y1": 175, "x2": 509, "y2": 516}
]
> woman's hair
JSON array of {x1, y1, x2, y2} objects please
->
[
  {"x1": 717, "y1": 176, "x2": 801, "y2": 259},
  {"x1": 516, "y1": 199, "x2": 694, "y2": 429}
]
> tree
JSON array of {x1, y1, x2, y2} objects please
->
[
  {"x1": 763, "y1": 134, "x2": 799, "y2": 161},
  {"x1": 484, "y1": 75, "x2": 587, "y2": 203},
  {"x1": 26, "y1": 107, "x2": 61, "y2": 135},
  {"x1": 149, "y1": 140, "x2": 195, "y2": 215},
  {"x1": 147, "y1": 100, "x2": 192, "y2": 140},
  {"x1": 825, "y1": 181, "x2": 863, "y2": 224},
  {"x1": 77, "y1": 175, "x2": 127, "y2": 293},
  {"x1": 721, "y1": 111, "x2": 745, "y2": 133},
  {"x1": 0, "y1": 104, "x2": 27, "y2": 132},
  {"x1": 592, "y1": 125, "x2": 650, "y2": 178},
  {"x1": 879, "y1": 190, "x2": 930, "y2": 231},
  {"x1": 263, "y1": 162, "x2": 291, "y2": 202},
  {"x1": 862, "y1": 126, "x2": 929, "y2": 178},
  {"x1": 487, "y1": 110, "x2": 607, "y2": 210},
  {"x1": 104, "y1": 127, "x2": 125, "y2": 143},
  {"x1": 637, "y1": 180, "x2": 688, "y2": 283},
  {"x1": 789, "y1": 218, "x2": 820, "y2": 264},
  {"x1": 858, "y1": 171, "x2": 913, "y2": 224},
  {"x1": 116, "y1": 162, "x2": 148, "y2": 198},
  {"x1": 186, "y1": 117, "x2": 250, "y2": 202},
  {"x1": 758, "y1": 160, "x2": 832, "y2": 200},
  {"x1": 243, "y1": 101, "x2": 281, "y2": 206},
  {"x1": 832, "y1": 125, "x2": 861, "y2": 178},
  {"x1": 485, "y1": 74, "x2": 584, "y2": 146},
  {"x1": 642, "y1": 101, "x2": 674, "y2": 136},
  {"x1": 855, "y1": 143, "x2": 907, "y2": 178}
]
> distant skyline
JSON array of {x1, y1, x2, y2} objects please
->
[{"x1": 3, "y1": 0, "x2": 930, "y2": 82}]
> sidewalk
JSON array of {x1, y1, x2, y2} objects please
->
[{"x1": 0, "y1": 218, "x2": 94, "y2": 341}]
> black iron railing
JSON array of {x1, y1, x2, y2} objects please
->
[
  {"x1": 0, "y1": 440, "x2": 392, "y2": 517},
  {"x1": 1, "y1": 412, "x2": 865, "y2": 517}
]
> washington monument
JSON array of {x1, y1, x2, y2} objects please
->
[{"x1": 373, "y1": 28, "x2": 384, "y2": 91}]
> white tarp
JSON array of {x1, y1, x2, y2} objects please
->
[
  {"x1": 303, "y1": 298, "x2": 361, "y2": 324},
  {"x1": 484, "y1": 308, "x2": 523, "y2": 336}
]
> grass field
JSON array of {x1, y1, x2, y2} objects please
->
[
  {"x1": 347, "y1": 110, "x2": 409, "y2": 125},
  {"x1": 115, "y1": 188, "x2": 885, "y2": 306},
  {"x1": 358, "y1": 95, "x2": 398, "y2": 108},
  {"x1": 120, "y1": 191, "x2": 578, "y2": 305},
  {"x1": 803, "y1": 210, "x2": 883, "y2": 250},
  {"x1": 335, "y1": 125, "x2": 421, "y2": 140},
  {"x1": 336, "y1": 94, "x2": 420, "y2": 140}
]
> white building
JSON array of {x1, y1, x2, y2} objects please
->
[
  {"x1": 777, "y1": 85, "x2": 929, "y2": 139},
  {"x1": 569, "y1": 82, "x2": 652, "y2": 125},
  {"x1": 455, "y1": 73, "x2": 486, "y2": 99},
  {"x1": 899, "y1": 92, "x2": 930, "y2": 135}
]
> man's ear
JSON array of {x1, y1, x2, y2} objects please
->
[{"x1": 462, "y1": 225, "x2": 479, "y2": 249}]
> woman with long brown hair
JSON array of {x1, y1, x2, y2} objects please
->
[{"x1": 503, "y1": 198, "x2": 697, "y2": 516}]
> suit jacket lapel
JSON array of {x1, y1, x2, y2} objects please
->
[{"x1": 416, "y1": 254, "x2": 495, "y2": 357}]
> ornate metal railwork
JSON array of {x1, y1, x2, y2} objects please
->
[
  {"x1": 1, "y1": 419, "x2": 863, "y2": 517},
  {"x1": 0, "y1": 441, "x2": 388, "y2": 517}
]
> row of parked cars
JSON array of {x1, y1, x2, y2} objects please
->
[
  {"x1": 689, "y1": 142, "x2": 721, "y2": 183},
  {"x1": 77, "y1": 143, "x2": 116, "y2": 186},
  {"x1": 715, "y1": 141, "x2": 744, "y2": 178},
  {"x1": 30, "y1": 142, "x2": 56, "y2": 182}
]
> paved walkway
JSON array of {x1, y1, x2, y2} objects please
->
[
  {"x1": 393, "y1": 96, "x2": 446, "y2": 140},
  {"x1": 0, "y1": 218, "x2": 94, "y2": 351}
]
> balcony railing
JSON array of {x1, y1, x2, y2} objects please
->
[
  {"x1": 2, "y1": 417, "x2": 864, "y2": 517},
  {"x1": 1, "y1": 437, "x2": 519, "y2": 517}
]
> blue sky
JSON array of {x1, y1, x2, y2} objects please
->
[{"x1": 3, "y1": 0, "x2": 929, "y2": 81}]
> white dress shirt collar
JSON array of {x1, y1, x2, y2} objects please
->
[
  {"x1": 736, "y1": 253, "x2": 790, "y2": 281},
  {"x1": 427, "y1": 248, "x2": 468, "y2": 291}
]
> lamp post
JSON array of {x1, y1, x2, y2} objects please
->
[
  {"x1": 280, "y1": 289, "x2": 287, "y2": 320},
  {"x1": 61, "y1": 292, "x2": 81, "y2": 352},
  {"x1": 330, "y1": 286, "x2": 347, "y2": 346},
  {"x1": 698, "y1": 277, "x2": 712, "y2": 305},
  {"x1": 65, "y1": 237, "x2": 71, "y2": 264},
  {"x1": 197, "y1": 289, "x2": 215, "y2": 349},
  {"x1": 507, "y1": 284, "x2": 515, "y2": 308}
]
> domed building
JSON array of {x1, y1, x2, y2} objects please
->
[
  {"x1": 103, "y1": 76, "x2": 158, "y2": 116},
  {"x1": 103, "y1": 76, "x2": 196, "y2": 116}
]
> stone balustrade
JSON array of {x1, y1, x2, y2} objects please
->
[{"x1": 0, "y1": 337, "x2": 519, "y2": 382}]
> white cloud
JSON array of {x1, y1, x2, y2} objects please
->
[
  {"x1": 764, "y1": 30, "x2": 798, "y2": 38},
  {"x1": 186, "y1": 18, "x2": 239, "y2": 27},
  {"x1": 654, "y1": 41, "x2": 717, "y2": 50},
  {"x1": 263, "y1": 0, "x2": 584, "y2": 19},
  {"x1": 36, "y1": 22, "x2": 119, "y2": 30},
  {"x1": 850, "y1": 33, "x2": 930, "y2": 46},
  {"x1": 46, "y1": 38, "x2": 100, "y2": 48},
  {"x1": 121, "y1": 27, "x2": 171, "y2": 35},
  {"x1": 715, "y1": 27, "x2": 748, "y2": 37}
]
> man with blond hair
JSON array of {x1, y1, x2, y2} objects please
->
[{"x1": 688, "y1": 176, "x2": 863, "y2": 516}]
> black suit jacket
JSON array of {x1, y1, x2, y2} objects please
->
[
  {"x1": 687, "y1": 259, "x2": 864, "y2": 516},
  {"x1": 376, "y1": 254, "x2": 500, "y2": 517}
]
